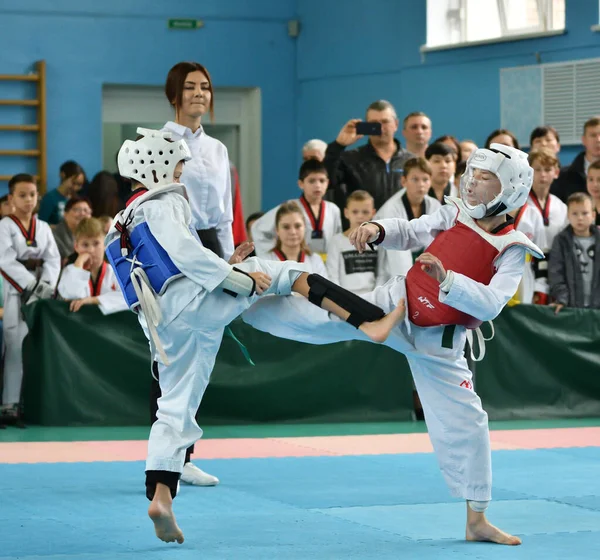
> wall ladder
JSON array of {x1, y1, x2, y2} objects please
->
[{"x1": 0, "y1": 60, "x2": 47, "y2": 193}]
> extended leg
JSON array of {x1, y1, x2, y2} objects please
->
[
  {"x1": 291, "y1": 273, "x2": 405, "y2": 343},
  {"x1": 243, "y1": 274, "x2": 412, "y2": 352}
]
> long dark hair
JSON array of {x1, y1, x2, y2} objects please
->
[
  {"x1": 485, "y1": 129, "x2": 520, "y2": 150},
  {"x1": 88, "y1": 171, "x2": 121, "y2": 217},
  {"x1": 165, "y1": 61, "x2": 215, "y2": 121}
]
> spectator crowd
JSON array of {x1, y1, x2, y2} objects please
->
[{"x1": 2, "y1": 97, "x2": 600, "y2": 424}]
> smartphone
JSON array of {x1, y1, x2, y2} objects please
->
[{"x1": 355, "y1": 121, "x2": 382, "y2": 136}]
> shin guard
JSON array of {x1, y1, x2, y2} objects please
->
[{"x1": 307, "y1": 274, "x2": 385, "y2": 328}]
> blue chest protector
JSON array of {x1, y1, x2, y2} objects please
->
[{"x1": 106, "y1": 221, "x2": 183, "y2": 309}]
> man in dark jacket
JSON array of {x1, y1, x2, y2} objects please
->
[
  {"x1": 324, "y1": 100, "x2": 415, "y2": 216},
  {"x1": 548, "y1": 192, "x2": 600, "y2": 312},
  {"x1": 552, "y1": 117, "x2": 600, "y2": 202}
]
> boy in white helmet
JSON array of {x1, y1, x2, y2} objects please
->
[
  {"x1": 243, "y1": 143, "x2": 543, "y2": 546},
  {"x1": 105, "y1": 128, "x2": 405, "y2": 544}
]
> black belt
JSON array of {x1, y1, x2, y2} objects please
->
[
  {"x1": 196, "y1": 228, "x2": 224, "y2": 258},
  {"x1": 18, "y1": 258, "x2": 44, "y2": 271}
]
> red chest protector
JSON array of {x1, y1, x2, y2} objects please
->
[{"x1": 405, "y1": 200, "x2": 541, "y2": 329}]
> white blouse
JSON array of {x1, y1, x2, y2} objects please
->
[{"x1": 162, "y1": 121, "x2": 234, "y2": 259}]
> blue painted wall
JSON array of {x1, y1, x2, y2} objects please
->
[
  {"x1": 296, "y1": 0, "x2": 600, "y2": 174},
  {"x1": 1, "y1": 0, "x2": 599, "y2": 205},
  {"x1": 0, "y1": 0, "x2": 297, "y2": 207}
]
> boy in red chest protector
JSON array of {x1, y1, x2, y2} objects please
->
[{"x1": 243, "y1": 143, "x2": 543, "y2": 546}]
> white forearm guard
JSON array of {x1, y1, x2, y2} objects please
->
[{"x1": 218, "y1": 267, "x2": 256, "y2": 297}]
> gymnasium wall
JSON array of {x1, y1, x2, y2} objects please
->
[
  {"x1": 296, "y1": 0, "x2": 600, "y2": 174},
  {"x1": 1, "y1": 0, "x2": 599, "y2": 205},
  {"x1": 0, "y1": 0, "x2": 297, "y2": 207}
]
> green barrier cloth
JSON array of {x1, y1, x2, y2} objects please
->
[
  {"x1": 22, "y1": 301, "x2": 600, "y2": 427},
  {"x1": 22, "y1": 300, "x2": 415, "y2": 426},
  {"x1": 476, "y1": 304, "x2": 600, "y2": 419}
]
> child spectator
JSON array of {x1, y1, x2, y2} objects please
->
[
  {"x1": 88, "y1": 171, "x2": 122, "y2": 218},
  {"x1": 509, "y1": 204, "x2": 547, "y2": 304},
  {"x1": 251, "y1": 160, "x2": 341, "y2": 259},
  {"x1": 485, "y1": 128, "x2": 519, "y2": 149},
  {"x1": 326, "y1": 190, "x2": 377, "y2": 294},
  {"x1": 52, "y1": 197, "x2": 93, "y2": 263},
  {"x1": 242, "y1": 212, "x2": 264, "y2": 259},
  {"x1": 527, "y1": 149, "x2": 569, "y2": 303},
  {"x1": 376, "y1": 158, "x2": 441, "y2": 283},
  {"x1": 530, "y1": 125, "x2": 560, "y2": 155},
  {"x1": 433, "y1": 135, "x2": 462, "y2": 163},
  {"x1": 38, "y1": 161, "x2": 86, "y2": 225},
  {"x1": 0, "y1": 195, "x2": 14, "y2": 218},
  {"x1": 586, "y1": 160, "x2": 600, "y2": 226},
  {"x1": 57, "y1": 218, "x2": 127, "y2": 314},
  {"x1": 245, "y1": 212, "x2": 264, "y2": 244},
  {"x1": 425, "y1": 143, "x2": 457, "y2": 205},
  {"x1": 264, "y1": 202, "x2": 327, "y2": 275},
  {"x1": 459, "y1": 140, "x2": 478, "y2": 162},
  {"x1": 549, "y1": 192, "x2": 600, "y2": 312},
  {"x1": 0, "y1": 174, "x2": 60, "y2": 421}
]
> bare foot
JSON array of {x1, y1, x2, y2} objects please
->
[
  {"x1": 359, "y1": 299, "x2": 406, "y2": 343},
  {"x1": 148, "y1": 483, "x2": 184, "y2": 544},
  {"x1": 466, "y1": 515, "x2": 521, "y2": 545}
]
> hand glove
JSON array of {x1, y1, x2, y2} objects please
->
[{"x1": 22, "y1": 280, "x2": 55, "y2": 305}]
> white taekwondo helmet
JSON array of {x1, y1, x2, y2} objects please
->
[
  {"x1": 117, "y1": 127, "x2": 192, "y2": 190},
  {"x1": 460, "y1": 142, "x2": 533, "y2": 219}
]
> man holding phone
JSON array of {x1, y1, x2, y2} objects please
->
[{"x1": 324, "y1": 100, "x2": 414, "y2": 217}]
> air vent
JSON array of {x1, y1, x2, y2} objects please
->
[{"x1": 501, "y1": 57, "x2": 600, "y2": 145}]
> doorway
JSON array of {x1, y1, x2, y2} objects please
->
[{"x1": 102, "y1": 85, "x2": 261, "y2": 216}]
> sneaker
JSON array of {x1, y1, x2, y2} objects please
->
[
  {"x1": 1, "y1": 405, "x2": 25, "y2": 429},
  {"x1": 180, "y1": 462, "x2": 219, "y2": 486}
]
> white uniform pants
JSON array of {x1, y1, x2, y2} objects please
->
[
  {"x1": 143, "y1": 258, "x2": 305, "y2": 473},
  {"x1": 242, "y1": 276, "x2": 492, "y2": 502},
  {"x1": 2, "y1": 293, "x2": 27, "y2": 406}
]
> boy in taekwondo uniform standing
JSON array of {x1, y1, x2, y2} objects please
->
[
  {"x1": 243, "y1": 144, "x2": 543, "y2": 546},
  {"x1": 0, "y1": 173, "x2": 60, "y2": 421},
  {"x1": 105, "y1": 128, "x2": 405, "y2": 544},
  {"x1": 251, "y1": 160, "x2": 342, "y2": 261}
]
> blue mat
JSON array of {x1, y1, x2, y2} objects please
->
[{"x1": 1, "y1": 448, "x2": 599, "y2": 559}]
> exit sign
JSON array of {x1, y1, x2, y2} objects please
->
[{"x1": 168, "y1": 19, "x2": 204, "y2": 30}]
